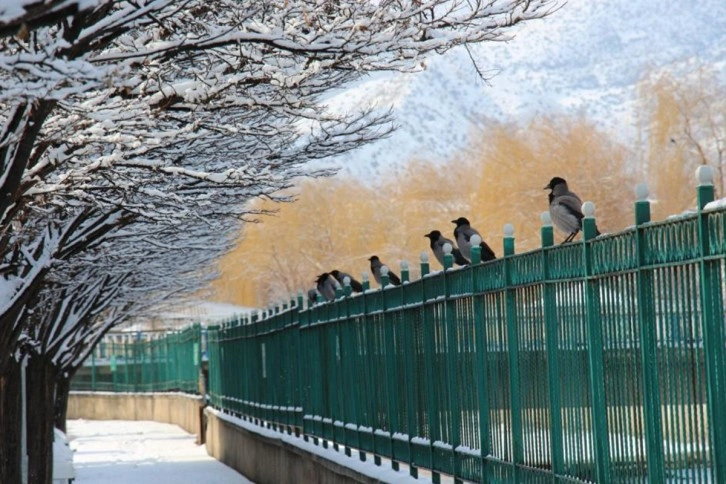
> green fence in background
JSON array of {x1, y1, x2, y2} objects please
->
[
  {"x1": 206, "y1": 172, "x2": 726, "y2": 483},
  {"x1": 72, "y1": 324, "x2": 203, "y2": 393}
]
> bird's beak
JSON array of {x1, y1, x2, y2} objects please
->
[
  {"x1": 450, "y1": 219, "x2": 456, "y2": 224},
  {"x1": 543, "y1": 184, "x2": 550, "y2": 190}
]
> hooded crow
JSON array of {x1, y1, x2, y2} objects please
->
[
  {"x1": 451, "y1": 217, "x2": 496, "y2": 262},
  {"x1": 330, "y1": 269, "x2": 364, "y2": 293},
  {"x1": 368, "y1": 255, "x2": 402, "y2": 286},
  {"x1": 307, "y1": 288, "x2": 320, "y2": 305},
  {"x1": 424, "y1": 230, "x2": 469, "y2": 267},
  {"x1": 316, "y1": 272, "x2": 340, "y2": 302},
  {"x1": 544, "y1": 177, "x2": 601, "y2": 243}
]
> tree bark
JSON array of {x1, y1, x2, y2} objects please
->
[
  {"x1": 0, "y1": 358, "x2": 23, "y2": 484},
  {"x1": 54, "y1": 371, "x2": 73, "y2": 433},
  {"x1": 25, "y1": 355, "x2": 58, "y2": 484}
]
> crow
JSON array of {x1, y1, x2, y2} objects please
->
[
  {"x1": 544, "y1": 177, "x2": 601, "y2": 243},
  {"x1": 315, "y1": 272, "x2": 340, "y2": 302},
  {"x1": 368, "y1": 255, "x2": 402, "y2": 286},
  {"x1": 330, "y1": 269, "x2": 364, "y2": 292},
  {"x1": 451, "y1": 217, "x2": 496, "y2": 262},
  {"x1": 424, "y1": 230, "x2": 469, "y2": 267}
]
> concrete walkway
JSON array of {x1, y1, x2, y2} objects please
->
[{"x1": 66, "y1": 419, "x2": 253, "y2": 483}]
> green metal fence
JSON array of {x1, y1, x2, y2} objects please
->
[
  {"x1": 72, "y1": 324, "x2": 203, "y2": 393},
  {"x1": 206, "y1": 171, "x2": 726, "y2": 483}
]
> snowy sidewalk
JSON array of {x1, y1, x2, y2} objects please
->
[{"x1": 67, "y1": 419, "x2": 252, "y2": 483}]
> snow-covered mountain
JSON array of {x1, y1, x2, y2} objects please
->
[{"x1": 322, "y1": 0, "x2": 726, "y2": 179}]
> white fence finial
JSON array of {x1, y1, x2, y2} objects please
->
[
  {"x1": 635, "y1": 183, "x2": 649, "y2": 201},
  {"x1": 540, "y1": 211, "x2": 552, "y2": 226},
  {"x1": 582, "y1": 201, "x2": 596, "y2": 217},
  {"x1": 697, "y1": 165, "x2": 714, "y2": 186}
]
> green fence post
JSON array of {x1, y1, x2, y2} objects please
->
[
  {"x1": 381, "y1": 265, "x2": 401, "y2": 470},
  {"x1": 401, "y1": 259, "x2": 419, "y2": 479},
  {"x1": 124, "y1": 337, "x2": 131, "y2": 391},
  {"x1": 140, "y1": 339, "x2": 146, "y2": 391},
  {"x1": 421, "y1": 253, "x2": 441, "y2": 483},
  {"x1": 442, "y1": 244, "x2": 463, "y2": 481},
  {"x1": 91, "y1": 350, "x2": 96, "y2": 391},
  {"x1": 341, "y1": 280, "x2": 354, "y2": 456},
  {"x1": 502, "y1": 224, "x2": 524, "y2": 475},
  {"x1": 470, "y1": 238, "x2": 491, "y2": 482},
  {"x1": 634, "y1": 183, "x2": 665, "y2": 483},
  {"x1": 540, "y1": 212, "x2": 564, "y2": 477},
  {"x1": 360, "y1": 271, "x2": 371, "y2": 462},
  {"x1": 111, "y1": 352, "x2": 117, "y2": 391},
  {"x1": 582, "y1": 201, "x2": 611, "y2": 483},
  {"x1": 695, "y1": 166, "x2": 726, "y2": 482},
  {"x1": 332, "y1": 289, "x2": 343, "y2": 451},
  {"x1": 295, "y1": 292, "x2": 304, "y2": 436}
]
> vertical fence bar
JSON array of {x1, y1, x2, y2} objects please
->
[
  {"x1": 541, "y1": 213, "x2": 564, "y2": 476},
  {"x1": 696, "y1": 166, "x2": 726, "y2": 482},
  {"x1": 634, "y1": 184, "x2": 665, "y2": 483},
  {"x1": 503, "y1": 225, "x2": 524, "y2": 475},
  {"x1": 582, "y1": 202, "x2": 611, "y2": 483}
]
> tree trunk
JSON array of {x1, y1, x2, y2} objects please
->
[
  {"x1": 25, "y1": 355, "x2": 58, "y2": 484},
  {"x1": 0, "y1": 358, "x2": 23, "y2": 484},
  {"x1": 54, "y1": 371, "x2": 73, "y2": 433}
]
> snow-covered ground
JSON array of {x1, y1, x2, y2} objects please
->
[{"x1": 67, "y1": 419, "x2": 252, "y2": 483}]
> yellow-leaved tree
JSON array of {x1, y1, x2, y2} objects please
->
[
  {"x1": 214, "y1": 115, "x2": 644, "y2": 307},
  {"x1": 466, "y1": 116, "x2": 636, "y2": 251},
  {"x1": 637, "y1": 63, "x2": 726, "y2": 220}
]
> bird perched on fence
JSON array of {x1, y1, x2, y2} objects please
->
[
  {"x1": 307, "y1": 288, "x2": 320, "y2": 306},
  {"x1": 315, "y1": 272, "x2": 340, "y2": 302},
  {"x1": 368, "y1": 255, "x2": 402, "y2": 286},
  {"x1": 544, "y1": 177, "x2": 601, "y2": 243},
  {"x1": 451, "y1": 217, "x2": 496, "y2": 262},
  {"x1": 330, "y1": 269, "x2": 364, "y2": 293},
  {"x1": 424, "y1": 230, "x2": 469, "y2": 267}
]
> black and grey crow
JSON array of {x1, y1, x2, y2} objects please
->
[
  {"x1": 544, "y1": 177, "x2": 601, "y2": 243},
  {"x1": 368, "y1": 255, "x2": 402, "y2": 286},
  {"x1": 451, "y1": 217, "x2": 496, "y2": 262},
  {"x1": 330, "y1": 269, "x2": 364, "y2": 293},
  {"x1": 424, "y1": 230, "x2": 469, "y2": 267},
  {"x1": 316, "y1": 272, "x2": 340, "y2": 302},
  {"x1": 307, "y1": 288, "x2": 320, "y2": 305}
]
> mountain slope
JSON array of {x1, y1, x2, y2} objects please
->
[{"x1": 322, "y1": 0, "x2": 726, "y2": 179}]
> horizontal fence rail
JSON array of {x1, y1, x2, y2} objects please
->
[
  {"x1": 71, "y1": 324, "x2": 204, "y2": 394},
  {"x1": 205, "y1": 173, "x2": 726, "y2": 483}
]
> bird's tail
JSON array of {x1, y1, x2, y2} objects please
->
[{"x1": 452, "y1": 248, "x2": 469, "y2": 266}]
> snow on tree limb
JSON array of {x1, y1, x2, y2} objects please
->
[{"x1": 0, "y1": 0, "x2": 559, "y2": 373}]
